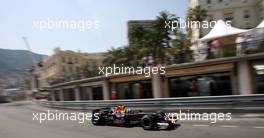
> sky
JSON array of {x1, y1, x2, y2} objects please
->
[{"x1": 0, "y1": 0, "x2": 188, "y2": 55}]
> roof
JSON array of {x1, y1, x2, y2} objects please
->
[{"x1": 200, "y1": 20, "x2": 249, "y2": 41}]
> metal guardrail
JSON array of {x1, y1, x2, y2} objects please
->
[{"x1": 36, "y1": 94, "x2": 264, "y2": 113}]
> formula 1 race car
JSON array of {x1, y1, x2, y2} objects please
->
[{"x1": 91, "y1": 107, "x2": 178, "y2": 130}]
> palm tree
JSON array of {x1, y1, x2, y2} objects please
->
[
  {"x1": 104, "y1": 11, "x2": 180, "y2": 66},
  {"x1": 149, "y1": 11, "x2": 179, "y2": 65},
  {"x1": 187, "y1": 6, "x2": 207, "y2": 38},
  {"x1": 128, "y1": 11, "x2": 179, "y2": 65},
  {"x1": 103, "y1": 47, "x2": 129, "y2": 66},
  {"x1": 123, "y1": 46, "x2": 139, "y2": 66},
  {"x1": 79, "y1": 62, "x2": 97, "y2": 78},
  {"x1": 171, "y1": 31, "x2": 192, "y2": 63},
  {"x1": 128, "y1": 24, "x2": 146, "y2": 47},
  {"x1": 154, "y1": 11, "x2": 178, "y2": 45}
]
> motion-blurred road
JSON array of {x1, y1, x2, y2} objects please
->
[{"x1": 0, "y1": 101, "x2": 263, "y2": 138}]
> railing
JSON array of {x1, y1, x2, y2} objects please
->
[
  {"x1": 195, "y1": 39, "x2": 264, "y2": 60},
  {"x1": 137, "y1": 39, "x2": 264, "y2": 65},
  {"x1": 36, "y1": 94, "x2": 264, "y2": 113}
]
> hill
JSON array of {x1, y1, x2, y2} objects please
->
[{"x1": 0, "y1": 48, "x2": 45, "y2": 88}]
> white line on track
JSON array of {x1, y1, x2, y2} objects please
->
[
  {"x1": 220, "y1": 125, "x2": 238, "y2": 128},
  {"x1": 190, "y1": 124, "x2": 264, "y2": 129},
  {"x1": 253, "y1": 126, "x2": 264, "y2": 129},
  {"x1": 192, "y1": 124, "x2": 209, "y2": 127}
]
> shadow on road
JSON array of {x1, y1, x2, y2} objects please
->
[{"x1": 100, "y1": 123, "x2": 181, "y2": 131}]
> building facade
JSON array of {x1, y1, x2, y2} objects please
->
[
  {"x1": 32, "y1": 48, "x2": 105, "y2": 89},
  {"x1": 46, "y1": 52, "x2": 264, "y2": 101}
]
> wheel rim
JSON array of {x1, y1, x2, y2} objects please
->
[{"x1": 143, "y1": 119, "x2": 151, "y2": 127}]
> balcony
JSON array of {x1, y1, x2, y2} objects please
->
[{"x1": 159, "y1": 38, "x2": 264, "y2": 66}]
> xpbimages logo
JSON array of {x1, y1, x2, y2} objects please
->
[
  {"x1": 98, "y1": 64, "x2": 166, "y2": 77},
  {"x1": 32, "y1": 110, "x2": 232, "y2": 124},
  {"x1": 165, "y1": 111, "x2": 232, "y2": 124},
  {"x1": 32, "y1": 110, "x2": 99, "y2": 124},
  {"x1": 164, "y1": 17, "x2": 232, "y2": 31},
  {"x1": 32, "y1": 18, "x2": 100, "y2": 32}
]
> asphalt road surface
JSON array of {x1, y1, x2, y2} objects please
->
[{"x1": 0, "y1": 101, "x2": 264, "y2": 138}]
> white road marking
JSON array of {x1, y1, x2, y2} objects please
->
[
  {"x1": 253, "y1": 126, "x2": 264, "y2": 129},
  {"x1": 192, "y1": 124, "x2": 209, "y2": 127},
  {"x1": 220, "y1": 125, "x2": 238, "y2": 128},
  {"x1": 190, "y1": 124, "x2": 264, "y2": 129}
]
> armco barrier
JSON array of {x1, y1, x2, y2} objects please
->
[{"x1": 36, "y1": 94, "x2": 264, "y2": 113}]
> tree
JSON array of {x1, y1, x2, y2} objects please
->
[
  {"x1": 128, "y1": 24, "x2": 146, "y2": 47},
  {"x1": 79, "y1": 63, "x2": 93, "y2": 78},
  {"x1": 103, "y1": 47, "x2": 129, "y2": 66},
  {"x1": 171, "y1": 31, "x2": 192, "y2": 63},
  {"x1": 104, "y1": 11, "x2": 185, "y2": 66},
  {"x1": 187, "y1": 6, "x2": 208, "y2": 38},
  {"x1": 152, "y1": 11, "x2": 178, "y2": 60},
  {"x1": 128, "y1": 24, "x2": 151, "y2": 63}
]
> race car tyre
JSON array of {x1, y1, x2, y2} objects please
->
[
  {"x1": 165, "y1": 122, "x2": 176, "y2": 130},
  {"x1": 92, "y1": 110, "x2": 105, "y2": 126},
  {"x1": 141, "y1": 115, "x2": 156, "y2": 130},
  {"x1": 123, "y1": 116, "x2": 132, "y2": 127}
]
